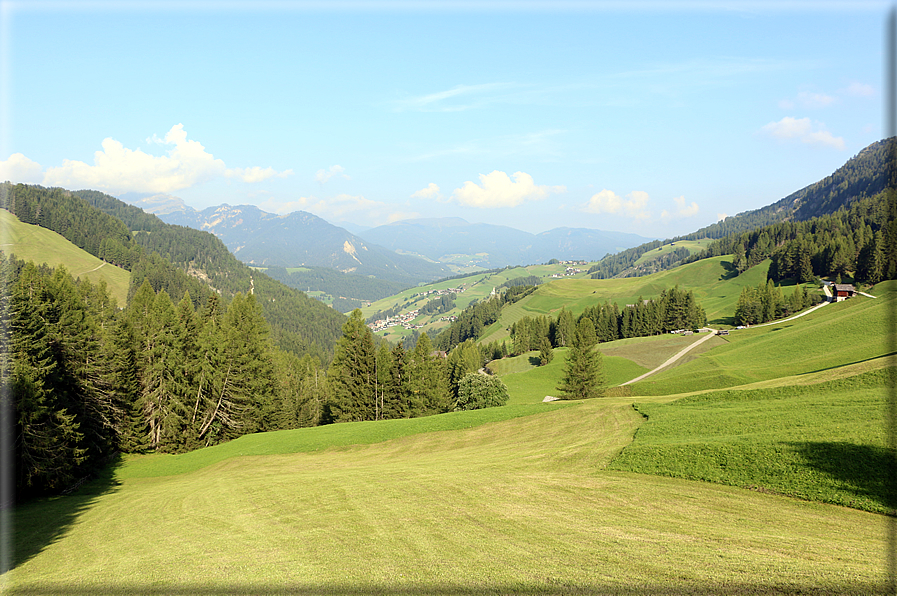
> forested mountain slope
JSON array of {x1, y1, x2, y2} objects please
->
[
  {"x1": 590, "y1": 138, "x2": 895, "y2": 278},
  {"x1": 0, "y1": 183, "x2": 346, "y2": 360}
]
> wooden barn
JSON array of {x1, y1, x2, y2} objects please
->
[{"x1": 831, "y1": 283, "x2": 856, "y2": 302}]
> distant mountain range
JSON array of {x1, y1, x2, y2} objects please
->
[
  {"x1": 154, "y1": 203, "x2": 452, "y2": 285},
  {"x1": 358, "y1": 218, "x2": 653, "y2": 268},
  {"x1": 143, "y1": 199, "x2": 653, "y2": 282}
]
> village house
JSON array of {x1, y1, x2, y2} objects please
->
[{"x1": 831, "y1": 283, "x2": 856, "y2": 302}]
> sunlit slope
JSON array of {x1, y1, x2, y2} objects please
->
[
  {"x1": 360, "y1": 262, "x2": 597, "y2": 341},
  {"x1": 479, "y1": 256, "x2": 786, "y2": 344},
  {"x1": 0, "y1": 208, "x2": 130, "y2": 304},
  {"x1": 627, "y1": 280, "x2": 894, "y2": 395},
  {"x1": 11, "y1": 398, "x2": 884, "y2": 594}
]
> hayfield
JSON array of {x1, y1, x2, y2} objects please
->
[
  {"x1": 0, "y1": 208, "x2": 131, "y2": 304},
  {"x1": 8, "y1": 396, "x2": 888, "y2": 595}
]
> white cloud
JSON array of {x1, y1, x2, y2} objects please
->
[
  {"x1": 845, "y1": 81, "x2": 875, "y2": 97},
  {"x1": 451, "y1": 170, "x2": 564, "y2": 208},
  {"x1": 717, "y1": 213, "x2": 728, "y2": 222},
  {"x1": 411, "y1": 183, "x2": 441, "y2": 200},
  {"x1": 0, "y1": 153, "x2": 43, "y2": 184},
  {"x1": 226, "y1": 166, "x2": 293, "y2": 183},
  {"x1": 315, "y1": 165, "x2": 349, "y2": 184},
  {"x1": 661, "y1": 196, "x2": 699, "y2": 221},
  {"x1": 582, "y1": 189, "x2": 651, "y2": 220},
  {"x1": 40, "y1": 124, "x2": 291, "y2": 194},
  {"x1": 673, "y1": 195, "x2": 699, "y2": 217},
  {"x1": 760, "y1": 117, "x2": 845, "y2": 150}
]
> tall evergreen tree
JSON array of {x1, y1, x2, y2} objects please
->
[
  {"x1": 556, "y1": 318, "x2": 605, "y2": 400},
  {"x1": 326, "y1": 309, "x2": 376, "y2": 422}
]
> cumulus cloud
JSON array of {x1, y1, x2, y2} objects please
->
[
  {"x1": 661, "y1": 196, "x2": 699, "y2": 221},
  {"x1": 583, "y1": 189, "x2": 651, "y2": 220},
  {"x1": 760, "y1": 117, "x2": 845, "y2": 150},
  {"x1": 451, "y1": 170, "x2": 565, "y2": 208},
  {"x1": 411, "y1": 183, "x2": 441, "y2": 200},
  {"x1": 717, "y1": 213, "x2": 728, "y2": 222},
  {"x1": 226, "y1": 166, "x2": 293, "y2": 183},
  {"x1": 40, "y1": 124, "x2": 291, "y2": 194},
  {"x1": 674, "y1": 195, "x2": 699, "y2": 217},
  {"x1": 0, "y1": 153, "x2": 43, "y2": 184},
  {"x1": 315, "y1": 165, "x2": 349, "y2": 184}
]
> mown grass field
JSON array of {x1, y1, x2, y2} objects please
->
[
  {"x1": 0, "y1": 208, "x2": 131, "y2": 304},
  {"x1": 9, "y1": 394, "x2": 887, "y2": 595},
  {"x1": 610, "y1": 368, "x2": 894, "y2": 514},
  {"x1": 627, "y1": 280, "x2": 894, "y2": 395}
]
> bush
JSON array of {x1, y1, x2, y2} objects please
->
[{"x1": 455, "y1": 373, "x2": 510, "y2": 411}]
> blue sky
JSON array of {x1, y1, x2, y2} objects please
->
[{"x1": 0, "y1": 1, "x2": 886, "y2": 237}]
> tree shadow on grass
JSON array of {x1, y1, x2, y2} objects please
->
[
  {"x1": 7, "y1": 454, "x2": 122, "y2": 573},
  {"x1": 790, "y1": 441, "x2": 897, "y2": 512},
  {"x1": 719, "y1": 260, "x2": 738, "y2": 281},
  {"x1": 528, "y1": 355, "x2": 542, "y2": 367}
]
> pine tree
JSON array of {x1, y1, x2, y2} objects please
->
[
  {"x1": 10, "y1": 264, "x2": 88, "y2": 493},
  {"x1": 407, "y1": 333, "x2": 451, "y2": 416},
  {"x1": 384, "y1": 343, "x2": 411, "y2": 419},
  {"x1": 139, "y1": 289, "x2": 189, "y2": 451},
  {"x1": 556, "y1": 318, "x2": 605, "y2": 400},
  {"x1": 326, "y1": 309, "x2": 376, "y2": 422},
  {"x1": 539, "y1": 336, "x2": 554, "y2": 366}
]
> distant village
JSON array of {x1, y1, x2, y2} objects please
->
[{"x1": 367, "y1": 285, "x2": 466, "y2": 332}]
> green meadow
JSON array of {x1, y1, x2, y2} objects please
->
[
  {"x1": 6, "y1": 246, "x2": 894, "y2": 594},
  {"x1": 0, "y1": 209, "x2": 131, "y2": 304},
  {"x1": 9, "y1": 395, "x2": 887, "y2": 595}
]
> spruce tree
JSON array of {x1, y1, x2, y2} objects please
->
[
  {"x1": 556, "y1": 318, "x2": 605, "y2": 400},
  {"x1": 539, "y1": 336, "x2": 554, "y2": 366},
  {"x1": 407, "y1": 333, "x2": 451, "y2": 416},
  {"x1": 326, "y1": 309, "x2": 376, "y2": 422}
]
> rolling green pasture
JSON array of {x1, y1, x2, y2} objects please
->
[
  {"x1": 477, "y1": 256, "x2": 796, "y2": 345},
  {"x1": 9, "y1": 396, "x2": 886, "y2": 595},
  {"x1": 0, "y1": 208, "x2": 130, "y2": 304},
  {"x1": 627, "y1": 280, "x2": 894, "y2": 395},
  {"x1": 363, "y1": 262, "x2": 597, "y2": 340},
  {"x1": 632, "y1": 238, "x2": 714, "y2": 267},
  {"x1": 611, "y1": 368, "x2": 894, "y2": 514}
]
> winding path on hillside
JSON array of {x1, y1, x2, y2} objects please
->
[{"x1": 620, "y1": 329, "x2": 719, "y2": 386}]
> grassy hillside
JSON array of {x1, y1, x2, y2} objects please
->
[
  {"x1": 632, "y1": 237, "x2": 713, "y2": 266},
  {"x1": 611, "y1": 368, "x2": 893, "y2": 514},
  {"x1": 0, "y1": 208, "x2": 130, "y2": 304},
  {"x1": 10, "y1": 396, "x2": 884, "y2": 594},
  {"x1": 361, "y1": 262, "x2": 596, "y2": 342},
  {"x1": 627, "y1": 280, "x2": 894, "y2": 395},
  {"x1": 477, "y1": 256, "x2": 805, "y2": 345}
]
